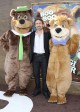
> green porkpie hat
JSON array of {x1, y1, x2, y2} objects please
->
[{"x1": 16, "y1": 6, "x2": 31, "y2": 12}]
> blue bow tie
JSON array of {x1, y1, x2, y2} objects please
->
[{"x1": 52, "y1": 37, "x2": 69, "y2": 45}]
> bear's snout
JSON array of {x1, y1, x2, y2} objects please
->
[
  {"x1": 19, "y1": 19, "x2": 25, "y2": 24},
  {"x1": 55, "y1": 28, "x2": 62, "y2": 33}
]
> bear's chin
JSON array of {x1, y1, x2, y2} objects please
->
[{"x1": 14, "y1": 26, "x2": 31, "y2": 34}]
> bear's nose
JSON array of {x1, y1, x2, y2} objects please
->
[
  {"x1": 19, "y1": 19, "x2": 25, "y2": 24},
  {"x1": 55, "y1": 28, "x2": 62, "y2": 33}
]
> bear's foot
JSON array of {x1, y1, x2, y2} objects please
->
[
  {"x1": 19, "y1": 88, "x2": 27, "y2": 96},
  {"x1": 57, "y1": 96, "x2": 67, "y2": 104},
  {"x1": 4, "y1": 90, "x2": 15, "y2": 97},
  {"x1": 48, "y1": 95, "x2": 57, "y2": 103}
]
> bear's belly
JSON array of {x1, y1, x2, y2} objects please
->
[{"x1": 49, "y1": 45, "x2": 70, "y2": 62}]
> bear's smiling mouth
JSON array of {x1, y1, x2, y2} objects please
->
[
  {"x1": 55, "y1": 36, "x2": 62, "y2": 38},
  {"x1": 16, "y1": 27, "x2": 30, "y2": 29},
  {"x1": 54, "y1": 34, "x2": 68, "y2": 39}
]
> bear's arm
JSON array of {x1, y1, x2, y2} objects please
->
[
  {"x1": 0, "y1": 31, "x2": 9, "y2": 51},
  {"x1": 67, "y1": 34, "x2": 80, "y2": 54}
]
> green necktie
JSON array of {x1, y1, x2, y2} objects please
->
[{"x1": 19, "y1": 34, "x2": 23, "y2": 60}]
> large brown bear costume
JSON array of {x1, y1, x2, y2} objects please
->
[
  {"x1": 0, "y1": 6, "x2": 33, "y2": 96},
  {"x1": 46, "y1": 15, "x2": 79, "y2": 104}
]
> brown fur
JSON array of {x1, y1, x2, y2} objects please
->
[
  {"x1": 46, "y1": 15, "x2": 79, "y2": 104},
  {"x1": 4, "y1": 90, "x2": 15, "y2": 97},
  {"x1": 0, "y1": 7, "x2": 33, "y2": 96}
]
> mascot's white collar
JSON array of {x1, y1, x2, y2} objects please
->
[{"x1": 11, "y1": 29, "x2": 31, "y2": 37}]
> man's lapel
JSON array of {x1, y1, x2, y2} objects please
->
[
  {"x1": 32, "y1": 31, "x2": 35, "y2": 48},
  {"x1": 44, "y1": 31, "x2": 46, "y2": 49}
]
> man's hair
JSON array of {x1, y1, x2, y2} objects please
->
[{"x1": 34, "y1": 17, "x2": 44, "y2": 24}]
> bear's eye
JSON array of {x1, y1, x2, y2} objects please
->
[
  {"x1": 24, "y1": 15, "x2": 28, "y2": 19},
  {"x1": 17, "y1": 15, "x2": 21, "y2": 19},
  {"x1": 54, "y1": 24, "x2": 58, "y2": 27},
  {"x1": 62, "y1": 24, "x2": 65, "y2": 28}
]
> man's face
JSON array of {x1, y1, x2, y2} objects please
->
[{"x1": 35, "y1": 20, "x2": 44, "y2": 31}]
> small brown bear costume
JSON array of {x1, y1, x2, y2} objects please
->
[
  {"x1": 0, "y1": 6, "x2": 33, "y2": 96},
  {"x1": 46, "y1": 15, "x2": 79, "y2": 104}
]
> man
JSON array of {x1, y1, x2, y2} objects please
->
[{"x1": 30, "y1": 18, "x2": 51, "y2": 98}]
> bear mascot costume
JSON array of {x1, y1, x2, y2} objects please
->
[
  {"x1": 46, "y1": 15, "x2": 79, "y2": 104},
  {"x1": 0, "y1": 6, "x2": 33, "y2": 96}
]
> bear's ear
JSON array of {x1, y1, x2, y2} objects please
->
[
  {"x1": 49, "y1": 19, "x2": 54, "y2": 27},
  {"x1": 67, "y1": 18, "x2": 73, "y2": 26},
  {"x1": 36, "y1": 11, "x2": 41, "y2": 18},
  {"x1": 28, "y1": 9, "x2": 34, "y2": 17},
  {"x1": 36, "y1": 8, "x2": 43, "y2": 18},
  {"x1": 10, "y1": 9, "x2": 16, "y2": 17},
  {"x1": 71, "y1": 6, "x2": 80, "y2": 17}
]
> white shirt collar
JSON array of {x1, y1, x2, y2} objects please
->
[
  {"x1": 11, "y1": 29, "x2": 31, "y2": 37},
  {"x1": 35, "y1": 30, "x2": 43, "y2": 35}
]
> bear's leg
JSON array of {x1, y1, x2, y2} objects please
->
[
  {"x1": 4, "y1": 58, "x2": 18, "y2": 97},
  {"x1": 4, "y1": 90, "x2": 16, "y2": 97},
  {"x1": 4, "y1": 72, "x2": 18, "y2": 97},
  {"x1": 57, "y1": 95, "x2": 66, "y2": 104},
  {"x1": 46, "y1": 61, "x2": 59, "y2": 103},
  {"x1": 48, "y1": 90, "x2": 57, "y2": 103},
  {"x1": 57, "y1": 62, "x2": 72, "y2": 104},
  {"x1": 19, "y1": 57, "x2": 32, "y2": 95},
  {"x1": 47, "y1": 79, "x2": 57, "y2": 103},
  {"x1": 57, "y1": 81, "x2": 67, "y2": 104}
]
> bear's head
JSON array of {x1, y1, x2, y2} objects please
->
[
  {"x1": 49, "y1": 15, "x2": 72, "y2": 42},
  {"x1": 10, "y1": 6, "x2": 33, "y2": 34},
  {"x1": 36, "y1": 4, "x2": 79, "y2": 35}
]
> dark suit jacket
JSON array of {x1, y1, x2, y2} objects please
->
[{"x1": 30, "y1": 31, "x2": 51, "y2": 63}]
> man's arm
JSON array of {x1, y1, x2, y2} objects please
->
[{"x1": 48, "y1": 31, "x2": 51, "y2": 39}]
